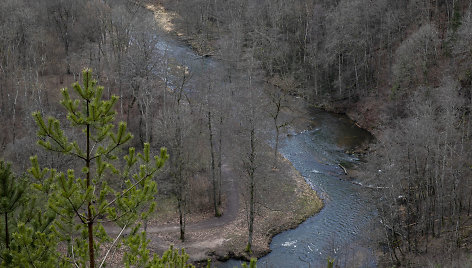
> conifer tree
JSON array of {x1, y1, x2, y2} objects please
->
[
  {"x1": 29, "y1": 69, "x2": 169, "y2": 268},
  {"x1": 0, "y1": 161, "x2": 59, "y2": 267},
  {"x1": 6, "y1": 221, "x2": 62, "y2": 267},
  {"x1": 0, "y1": 161, "x2": 26, "y2": 250}
]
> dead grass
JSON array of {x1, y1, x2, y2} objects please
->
[
  {"x1": 145, "y1": 1, "x2": 217, "y2": 56},
  {"x1": 145, "y1": 2, "x2": 178, "y2": 34}
]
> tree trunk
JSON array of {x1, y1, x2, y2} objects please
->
[
  {"x1": 208, "y1": 111, "x2": 220, "y2": 217},
  {"x1": 5, "y1": 212, "x2": 9, "y2": 249},
  {"x1": 12, "y1": 88, "x2": 18, "y2": 144},
  {"x1": 338, "y1": 53, "x2": 342, "y2": 96},
  {"x1": 354, "y1": 57, "x2": 359, "y2": 97},
  {"x1": 272, "y1": 96, "x2": 282, "y2": 169},
  {"x1": 163, "y1": 48, "x2": 169, "y2": 129},
  {"x1": 65, "y1": 38, "x2": 71, "y2": 75},
  {"x1": 217, "y1": 115, "x2": 223, "y2": 206},
  {"x1": 274, "y1": 125, "x2": 279, "y2": 169},
  {"x1": 176, "y1": 97, "x2": 186, "y2": 241},
  {"x1": 178, "y1": 197, "x2": 185, "y2": 241},
  {"x1": 126, "y1": 95, "x2": 136, "y2": 128},
  {"x1": 247, "y1": 127, "x2": 256, "y2": 251},
  {"x1": 86, "y1": 94, "x2": 95, "y2": 268}
]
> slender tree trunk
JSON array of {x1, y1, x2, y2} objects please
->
[
  {"x1": 176, "y1": 100, "x2": 186, "y2": 241},
  {"x1": 12, "y1": 88, "x2": 18, "y2": 144},
  {"x1": 272, "y1": 97, "x2": 281, "y2": 169},
  {"x1": 65, "y1": 38, "x2": 71, "y2": 75},
  {"x1": 338, "y1": 53, "x2": 342, "y2": 96},
  {"x1": 0, "y1": 71, "x2": 4, "y2": 114},
  {"x1": 126, "y1": 95, "x2": 136, "y2": 128},
  {"x1": 163, "y1": 48, "x2": 169, "y2": 129},
  {"x1": 303, "y1": 5, "x2": 309, "y2": 64},
  {"x1": 5, "y1": 212, "x2": 9, "y2": 249},
  {"x1": 145, "y1": 105, "x2": 150, "y2": 143},
  {"x1": 138, "y1": 104, "x2": 144, "y2": 143},
  {"x1": 208, "y1": 111, "x2": 219, "y2": 216},
  {"x1": 178, "y1": 196, "x2": 185, "y2": 241},
  {"x1": 86, "y1": 94, "x2": 95, "y2": 268},
  {"x1": 118, "y1": 54, "x2": 123, "y2": 116},
  {"x1": 354, "y1": 57, "x2": 359, "y2": 97},
  {"x1": 143, "y1": 100, "x2": 151, "y2": 235},
  {"x1": 217, "y1": 115, "x2": 223, "y2": 206},
  {"x1": 247, "y1": 127, "x2": 255, "y2": 251},
  {"x1": 274, "y1": 125, "x2": 279, "y2": 169}
]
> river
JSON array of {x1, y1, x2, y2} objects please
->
[
  {"x1": 154, "y1": 28, "x2": 378, "y2": 268},
  {"x1": 220, "y1": 109, "x2": 377, "y2": 268}
]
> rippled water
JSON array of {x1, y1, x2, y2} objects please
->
[{"x1": 223, "y1": 111, "x2": 378, "y2": 268}]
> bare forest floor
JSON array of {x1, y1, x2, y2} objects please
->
[
  {"x1": 152, "y1": 150, "x2": 321, "y2": 264},
  {"x1": 105, "y1": 145, "x2": 322, "y2": 266}
]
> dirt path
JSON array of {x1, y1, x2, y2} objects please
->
[
  {"x1": 104, "y1": 142, "x2": 322, "y2": 265},
  {"x1": 103, "y1": 161, "x2": 241, "y2": 264},
  {"x1": 189, "y1": 163, "x2": 239, "y2": 230},
  {"x1": 107, "y1": 161, "x2": 239, "y2": 235}
]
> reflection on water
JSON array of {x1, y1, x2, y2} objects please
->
[{"x1": 307, "y1": 109, "x2": 374, "y2": 150}]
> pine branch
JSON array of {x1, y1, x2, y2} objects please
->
[
  {"x1": 96, "y1": 211, "x2": 129, "y2": 224},
  {"x1": 89, "y1": 140, "x2": 125, "y2": 162},
  {"x1": 65, "y1": 196, "x2": 87, "y2": 224},
  {"x1": 38, "y1": 126, "x2": 87, "y2": 161},
  {"x1": 92, "y1": 170, "x2": 157, "y2": 222}
]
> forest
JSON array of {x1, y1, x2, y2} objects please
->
[{"x1": 0, "y1": 0, "x2": 471, "y2": 267}]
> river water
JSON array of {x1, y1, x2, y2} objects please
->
[
  {"x1": 155, "y1": 29, "x2": 378, "y2": 268},
  {"x1": 257, "y1": 111, "x2": 377, "y2": 268},
  {"x1": 221, "y1": 110, "x2": 377, "y2": 268}
]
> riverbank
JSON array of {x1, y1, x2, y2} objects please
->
[
  {"x1": 146, "y1": 1, "x2": 382, "y2": 138},
  {"x1": 114, "y1": 2, "x2": 325, "y2": 264},
  {"x1": 112, "y1": 144, "x2": 323, "y2": 265}
]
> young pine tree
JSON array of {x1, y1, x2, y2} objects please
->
[
  {"x1": 0, "y1": 161, "x2": 60, "y2": 267},
  {"x1": 0, "y1": 161, "x2": 27, "y2": 251},
  {"x1": 29, "y1": 69, "x2": 169, "y2": 267}
]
